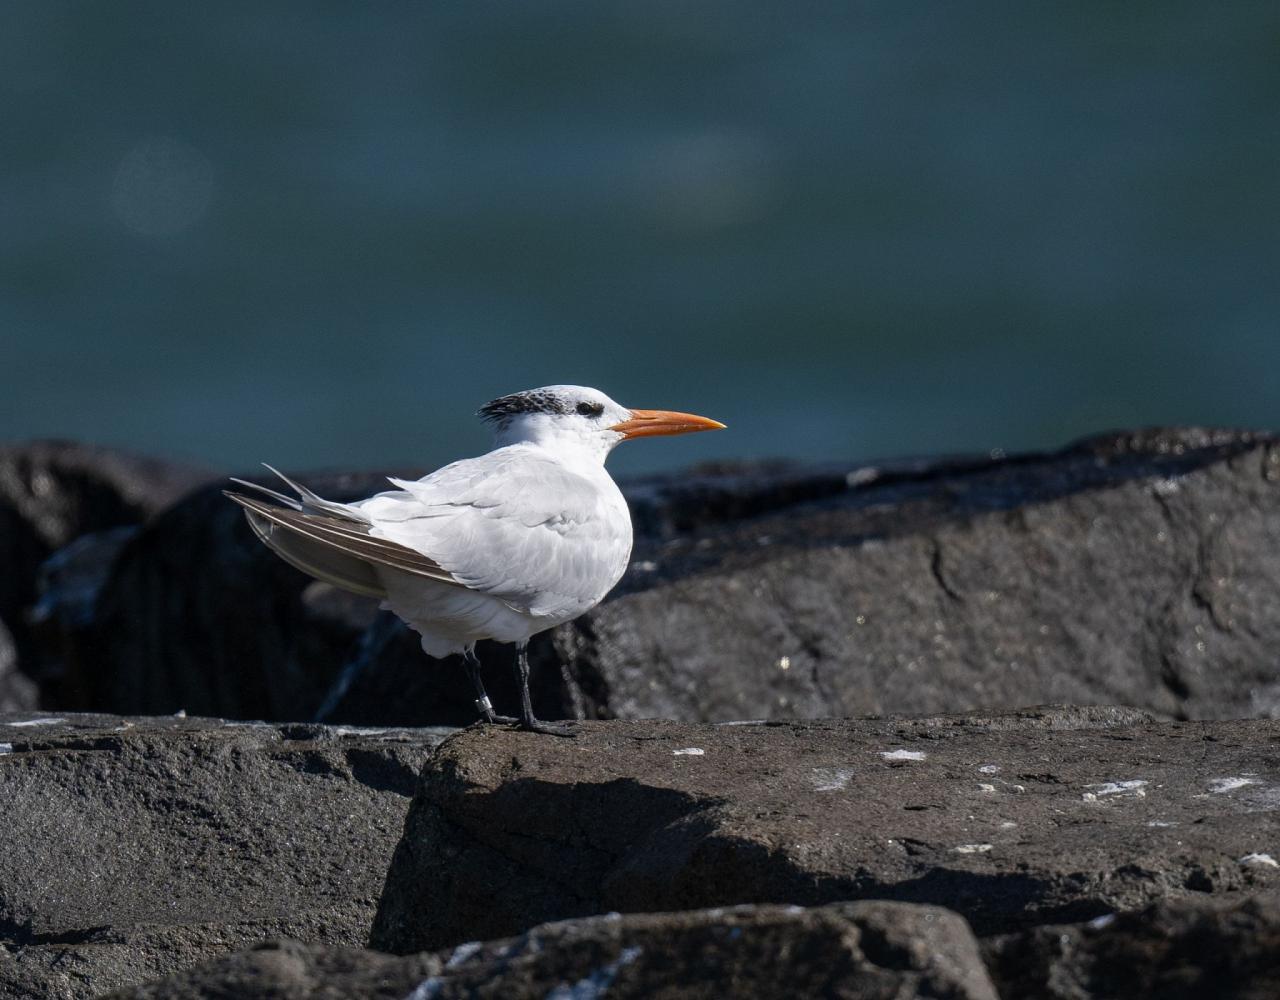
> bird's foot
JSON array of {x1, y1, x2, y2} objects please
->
[
  {"x1": 474, "y1": 696, "x2": 517, "y2": 726},
  {"x1": 516, "y1": 718, "x2": 577, "y2": 738}
]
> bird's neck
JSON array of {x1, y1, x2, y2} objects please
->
[{"x1": 494, "y1": 427, "x2": 617, "y2": 474}]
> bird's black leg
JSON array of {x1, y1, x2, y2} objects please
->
[
  {"x1": 462, "y1": 647, "x2": 515, "y2": 725},
  {"x1": 514, "y1": 641, "x2": 575, "y2": 737}
]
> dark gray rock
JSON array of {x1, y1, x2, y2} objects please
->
[
  {"x1": 553, "y1": 428, "x2": 1280, "y2": 722},
  {"x1": 107, "y1": 901, "x2": 997, "y2": 1000},
  {"x1": 87, "y1": 473, "x2": 401, "y2": 720},
  {"x1": 0, "y1": 712, "x2": 448, "y2": 1000},
  {"x1": 984, "y1": 896, "x2": 1280, "y2": 1000},
  {"x1": 64, "y1": 428, "x2": 1280, "y2": 725},
  {"x1": 259, "y1": 428, "x2": 1280, "y2": 726},
  {"x1": 0, "y1": 438, "x2": 205, "y2": 532},
  {"x1": 370, "y1": 710, "x2": 1280, "y2": 953},
  {"x1": 0, "y1": 441, "x2": 209, "y2": 708},
  {"x1": 26, "y1": 526, "x2": 138, "y2": 710},
  {"x1": 0, "y1": 619, "x2": 36, "y2": 712},
  {"x1": 321, "y1": 459, "x2": 902, "y2": 726},
  {"x1": 81, "y1": 460, "x2": 865, "y2": 725}
]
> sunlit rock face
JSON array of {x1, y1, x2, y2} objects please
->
[{"x1": 369, "y1": 711, "x2": 1280, "y2": 954}]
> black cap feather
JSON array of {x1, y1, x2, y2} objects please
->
[{"x1": 478, "y1": 389, "x2": 571, "y2": 424}]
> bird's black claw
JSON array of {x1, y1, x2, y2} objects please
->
[{"x1": 517, "y1": 719, "x2": 577, "y2": 738}]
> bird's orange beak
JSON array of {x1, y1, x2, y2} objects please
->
[{"x1": 609, "y1": 408, "x2": 727, "y2": 440}]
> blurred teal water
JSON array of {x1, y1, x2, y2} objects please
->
[{"x1": 2, "y1": 2, "x2": 1277, "y2": 477}]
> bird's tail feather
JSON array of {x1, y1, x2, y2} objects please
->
[
  {"x1": 258, "y1": 463, "x2": 372, "y2": 523},
  {"x1": 228, "y1": 477, "x2": 302, "y2": 510}
]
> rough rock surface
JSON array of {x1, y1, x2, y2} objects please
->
[
  {"x1": 72, "y1": 461, "x2": 861, "y2": 724},
  {"x1": 984, "y1": 895, "x2": 1280, "y2": 1000},
  {"x1": 0, "y1": 712, "x2": 448, "y2": 1000},
  {"x1": 331, "y1": 428, "x2": 1280, "y2": 725},
  {"x1": 108, "y1": 901, "x2": 997, "y2": 1000},
  {"x1": 41, "y1": 427, "x2": 1280, "y2": 727},
  {"x1": 0, "y1": 441, "x2": 209, "y2": 707},
  {"x1": 87, "y1": 473, "x2": 405, "y2": 720},
  {"x1": 371, "y1": 709, "x2": 1280, "y2": 953},
  {"x1": 553, "y1": 428, "x2": 1280, "y2": 723},
  {"x1": 0, "y1": 620, "x2": 36, "y2": 712}
]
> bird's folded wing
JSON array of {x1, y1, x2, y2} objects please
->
[
  {"x1": 360, "y1": 452, "x2": 631, "y2": 617},
  {"x1": 225, "y1": 492, "x2": 464, "y2": 598}
]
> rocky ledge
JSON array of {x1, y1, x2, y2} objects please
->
[
  {"x1": 371, "y1": 708, "x2": 1280, "y2": 951},
  {"x1": 110, "y1": 901, "x2": 999, "y2": 1000},
  {"x1": 5, "y1": 708, "x2": 1280, "y2": 998},
  {"x1": 106, "y1": 897, "x2": 1280, "y2": 1000},
  {"x1": 0, "y1": 713, "x2": 447, "y2": 1000}
]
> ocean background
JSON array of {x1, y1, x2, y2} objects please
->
[{"x1": 3, "y1": 2, "x2": 1277, "y2": 477}]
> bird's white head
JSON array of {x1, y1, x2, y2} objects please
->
[{"x1": 479, "y1": 385, "x2": 725, "y2": 465}]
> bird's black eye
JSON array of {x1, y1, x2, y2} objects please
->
[{"x1": 576, "y1": 401, "x2": 605, "y2": 417}]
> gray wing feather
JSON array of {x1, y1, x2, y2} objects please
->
[{"x1": 225, "y1": 492, "x2": 464, "y2": 598}]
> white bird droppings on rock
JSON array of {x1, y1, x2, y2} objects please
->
[
  {"x1": 978, "y1": 764, "x2": 1001, "y2": 774},
  {"x1": 673, "y1": 747, "x2": 705, "y2": 756},
  {"x1": 404, "y1": 978, "x2": 446, "y2": 1000},
  {"x1": 953, "y1": 843, "x2": 993, "y2": 854},
  {"x1": 1240, "y1": 853, "x2": 1279, "y2": 868},
  {"x1": 1209, "y1": 777, "x2": 1262, "y2": 793},
  {"x1": 978, "y1": 783, "x2": 998, "y2": 793},
  {"x1": 444, "y1": 941, "x2": 483, "y2": 968},
  {"x1": 879, "y1": 749, "x2": 927, "y2": 761},
  {"x1": 1082, "y1": 779, "x2": 1147, "y2": 801},
  {"x1": 811, "y1": 768, "x2": 853, "y2": 792},
  {"x1": 0, "y1": 743, "x2": 12, "y2": 755},
  {"x1": 546, "y1": 946, "x2": 643, "y2": 1000},
  {"x1": 5, "y1": 718, "x2": 64, "y2": 728}
]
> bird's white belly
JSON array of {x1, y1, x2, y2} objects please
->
[
  {"x1": 374, "y1": 567, "x2": 578, "y2": 659},
  {"x1": 365, "y1": 447, "x2": 634, "y2": 659}
]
